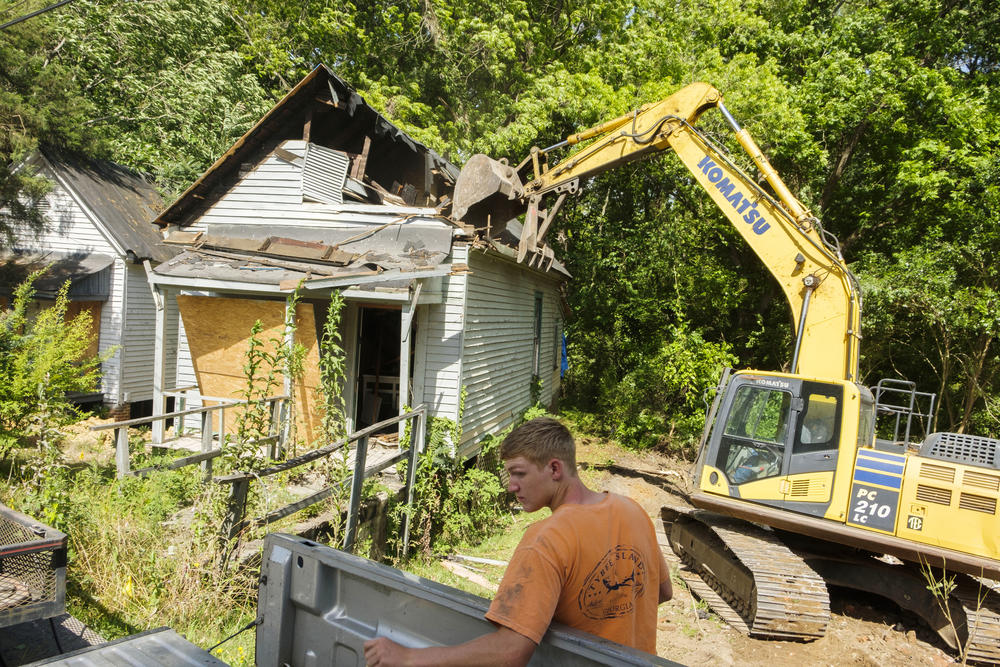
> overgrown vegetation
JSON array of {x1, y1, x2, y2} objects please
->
[
  {"x1": 2, "y1": 451, "x2": 257, "y2": 665},
  {"x1": 0, "y1": 278, "x2": 533, "y2": 663},
  {"x1": 228, "y1": 285, "x2": 306, "y2": 468},
  {"x1": 318, "y1": 289, "x2": 348, "y2": 445},
  {"x1": 391, "y1": 401, "x2": 558, "y2": 560},
  {"x1": 0, "y1": 272, "x2": 105, "y2": 462},
  {"x1": 5, "y1": 0, "x2": 1000, "y2": 451}
]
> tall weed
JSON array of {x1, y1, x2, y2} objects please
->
[{"x1": 0, "y1": 272, "x2": 105, "y2": 458}]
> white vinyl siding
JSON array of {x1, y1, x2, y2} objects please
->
[
  {"x1": 196, "y1": 140, "x2": 449, "y2": 233},
  {"x1": 458, "y1": 250, "x2": 562, "y2": 453},
  {"x1": 415, "y1": 245, "x2": 468, "y2": 423},
  {"x1": 118, "y1": 263, "x2": 158, "y2": 402}
]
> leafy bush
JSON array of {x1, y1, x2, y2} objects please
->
[
  {"x1": 0, "y1": 272, "x2": 104, "y2": 457},
  {"x1": 586, "y1": 323, "x2": 737, "y2": 454}
]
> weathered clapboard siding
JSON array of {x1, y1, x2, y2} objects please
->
[
  {"x1": 95, "y1": 260, "x2": 124, "y2": 402},
  {"x1": 118, "y1": 263, "x2": 157, "y2": 402},
  {"x1": 459, "y1": 249, "x2": 562, "y2": 450},
  {"x1": 10, "y1": 187, "x2": 118, "y2": 255},
  {"x1": 5, "y1": 156, "x2": 176, "y2": 410},
  {"x1": 11, "y1": 163, "x2": 125, "y2": 402},
  {"x1": 415, "y1": 245, "x2": 468, "y2": 422},
  {"x1": 196, "y1": 140, "x2": 450, "y2": 232}
]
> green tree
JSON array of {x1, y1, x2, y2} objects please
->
[
  {"x1": 54, "y1": 0, "x2": 272, "y2": 194},
  {"x1": 0, "y1": 1, "x2": 99, "y2": 241}
]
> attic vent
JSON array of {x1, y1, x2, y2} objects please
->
[
  {"x1": 963, "y1": 470, "x2": 1000, "y2": 492},
  {"x1": 915, "y1": 484, "x2": 952, "y2": 506},
  {"x1": 789, "y1": 480, "x2": 810, "y2": 497},
  {"x1": 303, "y1": 143, "x2": 349, "y2": 205},
  {"x1": 919, "y1": 432, "x2": 1000, "y2": 470},
  {"x1": 959, "y1": 493, "x2": 997, "y2": 515},
  {"x1": 919, "y1": 463, "x2": 955, "y2": 483}
]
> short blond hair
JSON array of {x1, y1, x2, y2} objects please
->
[{"x1": 501, "y1": 417, "x2": 576, "y2": 473}]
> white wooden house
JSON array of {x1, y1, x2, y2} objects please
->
[
  {"x1": 0, "y1": 147, "x2": 175, "y2": 417},
  {"x1": 149, "y1": 66, "x2": 568, "y2": 455}
]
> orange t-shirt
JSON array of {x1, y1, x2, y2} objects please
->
[{"x1": 485, "y1": 492, "x2": 668, "y2": 653}]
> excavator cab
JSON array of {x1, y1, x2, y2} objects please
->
[{"x1": 697, "y1": 370, "x2": 869, "y2": 518}]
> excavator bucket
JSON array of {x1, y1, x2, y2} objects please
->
[{"x1": 451, "y1": 154, "x2": 526, "y2": 229}]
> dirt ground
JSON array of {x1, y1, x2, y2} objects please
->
[{"x1": 574, "y1": 435, "x2": 957, "y2": 667}]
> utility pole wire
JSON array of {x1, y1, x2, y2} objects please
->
[{"x1": 0, "y1": 0, "x2": 75, "y2": 31}]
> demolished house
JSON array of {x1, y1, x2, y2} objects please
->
[
  {"x1": 149, "y1": 66, "x2": 568, "y2": 456},
  {"x1": 0, "y1": 147, "x2": 174, "y2": 417}
]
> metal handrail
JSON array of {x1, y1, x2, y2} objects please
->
[
  {"x1": 89, "y1": 394, "x2": 290, "y2": 479},
  {"x1": 217, "y1": 406, "x2": 427, "y2": 559}
]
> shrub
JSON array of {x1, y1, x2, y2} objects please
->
[
  {"x1": 595, "y1": 323, "x2": 737, "y2": 454},
  {"x1": 0, "y1": 272, "x2": 104, "y2": 458}
]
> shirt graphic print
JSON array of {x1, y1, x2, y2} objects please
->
[{"x1": 578, "y1": 545, "x2": 647, "y2": 619}]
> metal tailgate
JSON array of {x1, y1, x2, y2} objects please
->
[{"x1": 257, "y1": 533, "x2": 682, "y2": 666}]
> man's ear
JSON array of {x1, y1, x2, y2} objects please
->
[{"x1": 548, "y1": 458, "x2": 564, "y2": 480}]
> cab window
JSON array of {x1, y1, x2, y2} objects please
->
[
  {"x1": 795, "y1": 383, "x2": 843, "y2": 453},
  {"x1": 719, "y1": 385, "x2": 791, "y2": 485}
]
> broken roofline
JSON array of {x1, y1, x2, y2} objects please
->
[{"x1": 155, "y1": 65, "x2": 459, "y2": 228}]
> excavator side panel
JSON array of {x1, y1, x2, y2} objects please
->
[
  {"x1": 844, "y1": 449, "x2": 906, "y2": 534},
  {"x1": 896, "y1": 457, "x2": 1000, "y2": 560}
]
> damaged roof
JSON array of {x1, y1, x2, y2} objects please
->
[
  {"x1": 0, "y1": 249, "x2": 115, "y2": 299},
  {"x1": 154, "y1": 220, "x2": 456, "y2": 291},
  {"x1": 156, "y1": 65, "x2": 460, "y2": 228},
  {"x1": 40, "y1": 146, "x2": 172, "y2": 263}
]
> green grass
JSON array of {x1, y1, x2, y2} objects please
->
[
  {"x1": 0, "y1": 448, "x2": 323, "y2": 666},
  {"x1": 401, "y1": 507, "x2": 549, "y2": 597}
]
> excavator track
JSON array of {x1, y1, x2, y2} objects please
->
[
  {"x1": 953, "y1": 576, "x2": 1000, "y2": 664},
  {"x1": 661, "y1": 505, "x2": 829, "y2": 640}
]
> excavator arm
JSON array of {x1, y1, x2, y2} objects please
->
[{"x1": 452, "y1": 82, "x2": 862, "y2": 381}]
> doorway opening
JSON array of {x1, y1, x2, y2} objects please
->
[{"x1": 355, "y1": 307, "x2": 401, "y2": 429}]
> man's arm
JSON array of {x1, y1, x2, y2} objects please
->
[
  {"x1": 363, "y1": 625, "x2": 536, "y2": 667},
  {"x1": 659, "y1": 575, "x2": 673, "y2": 603},
  {"x1": 658, "y1": 552, "x2": 673, "y2": 603}
]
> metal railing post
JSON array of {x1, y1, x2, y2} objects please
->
[
  {"x1": 401, "y1": 409, "x2": 425, "y2": 559},
  {"x1": 343, "y1": 436, "x2": 369, "y2": 553},
  {"x1": 201, "y1": 410, "x2": 214, "y2": 482},
  {"x1": 115, "y1": 426, "x2": 130, "y2": 478}
]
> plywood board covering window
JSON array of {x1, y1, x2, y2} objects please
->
[
  {"x1": 177, "y1": 295, "x2": 323, "y2": 444},
  {"x1": 64, "y1": 301, "x2": 103, "y2": 360}
]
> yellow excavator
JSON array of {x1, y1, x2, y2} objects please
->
[{"x1": 451, "y1": 82, "x2": 1000, "y2": 661}]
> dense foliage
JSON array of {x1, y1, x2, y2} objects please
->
[
  {"x1": 2, "y1": 0, "x2": 999, "y2": 448},
  {"x1": 0, "y1": 273, "x2": 104, "y2": 458}
]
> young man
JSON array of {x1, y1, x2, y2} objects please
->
[{"x1": 363, "y1": 417, "x2": 672, "y2": 667}]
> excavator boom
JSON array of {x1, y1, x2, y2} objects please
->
[{"x1": 452, "y1": 83, "x2": 861, "y2": 381}]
